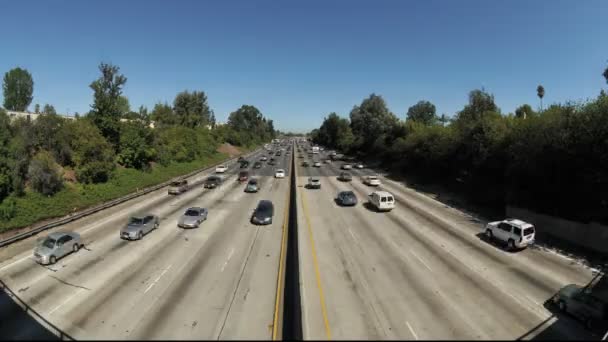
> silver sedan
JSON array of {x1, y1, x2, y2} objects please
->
[
  {"x1": 34, "y1": 232, "x2": 83, "y2": 265},
  {"x1": 178, "y1": 207, "x2": 209, "y2": 228},
  {"x1": 120, "y1": 215, "x2": 160, "y2": 240}
]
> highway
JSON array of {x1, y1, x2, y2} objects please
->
[
  {"x1": 0, "y1": 141, "x2": 602, "y2": 340},
  {"x1": 0, "y1": 148, "x2": 291, "y2": 340},
  {"x1": 295, "y1": 147, "x2": 598, "y2": 340}
]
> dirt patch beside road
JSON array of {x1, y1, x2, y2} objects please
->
[{"x1": 217, "y1": 143, "x2": 241, "y2": 158}]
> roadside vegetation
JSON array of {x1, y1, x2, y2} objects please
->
[
  {"x1": 311, "y1": 63, "x2": 608, "y2": 225},
  {"x1": 0, "y1": 63, "x2": 276, "y2": 232}
]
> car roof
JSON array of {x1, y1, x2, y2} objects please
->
[
  {"x1": 258, "y1": 200, "x2": 273, "y2": 207},
  {"x1": 372, "y1": 191, "x2": 393, "y2": 197},
  {"x1": 276, "y1": 169, "x2": 285, "y2": 172},
  {"x1": 48, "y1": 232, "x2": 72, "y2": 239},
  {"x1": 505, "y1": 218, "x2": 533, "y2": 228},
  {"x1": 339, "y1": 190, "x2": 354, "y2": 195},
  {"x1": 186, "y1": 207, "x2": 205, "y2": 211},
  {"x1": 309, "y1": 177, "x2": 320, "y2": 181}
]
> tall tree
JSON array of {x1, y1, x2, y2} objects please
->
[
  {"x1": 515, "y1": 104, "x2": 535, "y2": 119},
  {"x1": 537, "y1": 85, "x2": 545, "y2": 111},
  {"x1": 349, "y1": 93, "x2": 399, "y2": 151},
  {"x1": 116, "y1": 96, "x2": 131, "y2": 116},
  {"x1": 150, "y1": 102, "x2": 175, "y2": 127},
  {"x1": 42, "y1": 104, "x2": 56, "y2": 115},
  {"x1": 88, "y1": 62, "x2": 128, "y2": 149},
  {"x1": 454, "y1": 89, "x2": 498, "y2": 124},
  {"x1": 2, "y1": 67, "x2": 34, "y2": 111},
  {"x1": 438, "y1": 113, "x2": 449, "y2": 126},
  {"x1": 406, "y1": 100, "x2": 437, "y2": 125},
  {"x1": 34, "y1": 104, "x2": 40, "y2": 114},
  {"x1": 173, "y1": 90, "x2": 212, "y2": 128}
]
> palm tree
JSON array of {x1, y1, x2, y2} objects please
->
[{"x1": 537, "y1": 85, "x2": 545, "y2": 111}]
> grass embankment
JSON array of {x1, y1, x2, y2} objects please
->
[{"x1": 0, "y1": 152, "x2": 233, "y2": 233}]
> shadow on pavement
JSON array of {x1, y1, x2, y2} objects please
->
[{"x1": 0, "y1": 279, "x2": 74, "y2": 340}]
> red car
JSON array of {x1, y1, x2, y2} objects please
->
[{"x1": 238, "y1": 171, "x2": 249, "y2": 182}]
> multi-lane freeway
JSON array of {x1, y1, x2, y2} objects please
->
[{"x1": 0, "y1": 141, "x2": 601, "y2": 340}]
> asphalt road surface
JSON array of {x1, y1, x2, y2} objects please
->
[
  {"x1": 0, "y1": 148, "x2": 291, "y2": 340},
  {"x1": 0, "y1": 143, "x2": 601, "y2": 340},
  {"x1": 295, "y1": 148, "x2": 598, "y2": 340}
]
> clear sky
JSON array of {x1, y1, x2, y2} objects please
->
[{"x1": 1, "y1": 0, "x2": 607, "y2": 132}]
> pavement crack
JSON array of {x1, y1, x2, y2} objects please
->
[{"x1": 49, "y1": 275, "x2": 91, "y2": 291}]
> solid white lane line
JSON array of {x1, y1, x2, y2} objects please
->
[
  {"x1": 220, "y1": 248, "x2": 235, "y2": 273},
  {"x1": 409, "y1": 250, "x2": 433, "y2": 272},
  {"x1": 144, "y1": 265, "x2": 172, "y2": 294},
  {"x1": 348, "y1": 228, "x2": 359, "y2": 243},
  {"x1": 0, "y1": 255, "x2": 31, "y2": 272},
  {"x1": 406, "y1": 321, "x2": 419, "y2": 340},
  {"x1": 48, "y1": 288, "x2": 84, "y2": 315}
]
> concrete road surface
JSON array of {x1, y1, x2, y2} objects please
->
[
  {"x1": 295, "y1": 148, "x2": 598, "y2": 340},
  {"x1": 0, "y1": 148, "x2": 291, "y2": 340}
]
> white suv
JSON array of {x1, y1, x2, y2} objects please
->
[
  {"x1": 275, "y1": 169, "x2": 286, "y2": 178},
  {"x1": 215, "y1": 165, "x2": 228, "y2": 173},
  {"x1": 368, "y1": 191, "x2": 395, "y2": 212},
  {"x1": 484, "y1": 219, "x2": 536, "y2": 250}
]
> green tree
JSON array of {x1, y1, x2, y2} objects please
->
[
  {"x1": 154, "y1": 126, "x2": 198, "y2": 165},
  {"x1": 66, "y1": 119, "x2": 115, "y2": 183},
  {"x1": 150, "y1": 102, "x2": 176, "y2": 127},
  {"x1": 117, "y1": 121, "x2": 155, "y2": 169},
  {"x1": 537, "y1": 85, "x2": 545, "y2": 111},
  {"x1": 0, "y1": 109, "x2": 14, "y2": 200},
  {"x1": 349, "y1": 94, "x2": 399, "y2": 152},
  {"x1": 34, "y1": 104, "x2": 40, "y2": 114},
  {"x1": 32, "y1": 113, "x2": 72, "y2": 165},
  {"x1": 2, "y1": 67, "x2": 34, "y2": 111},
  {"x1": 173, "y1": 90, "x2": 212, "y2": 128},
  {"x1": 603, "y1": 63, "x2": 608, "y2": 85},
  {"x1": 28, "y1": 150, "x2": 64, "y2": 196},
  {"x1": 454, "y1": 89, "x2": 498, "y2": 124},
  {"x1": 514, "y1": 104, "x2": 535, "y2": 119},
  {"x1": 9, "y1": 117, "x2": 35, "y2": 195},
  {"x1": 88, "y1": 62, "x2": 128, "y2": 149},
  {"x1": 406, "y1": 100, "x2": 437, "y2": 125},
  {"x1": 116, "y1": 95, "x2": 131, "y2": 116},
  {"x1": 42, "y1": 104, "x2": 57, "y2": 115},
  {"x1": 227, "y1": 105, "x2": 274, "y2": 145}
]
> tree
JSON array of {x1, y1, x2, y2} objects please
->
[
  {"x1": 438, "y1": 114, "x2": 449, "y2": 126},
  {"x1": 514, "y1": 104, "x2": 535, "y2": 119},
  {"x1": 0, "y1": 109, "x2": 14, "y2": 200},
  {"x1": 116, "y1": 95, "x2": 131, "y2": 116},
  {"x1": 117, "y1": 121, "x2": 155, "y2": 169},
  {"x1": 537, "y1": 85, "x2": 545, "y2": 111},
  {"x1": 603, "y1": 63, "x2": 608, "y2": 85},
  {"x1": 227, "y1": 105, "x2": 275, "y2": 145},
  {"x1": 406, "y1": 100, "x2": 437, "y2": 125},
  {"x1": 28, "y1": 150, "x2": 64, "y2": 196},
  {"x1": 150, "y1": 102, "x2": 176, "y2": 127},
  {"x1": 154, "y1": 126, "x2": 198, "y2": 165},
  {"x1": 2, "y1": 67, "x2": 34, "y2": 111},
  {"x1": 32, "y1": 113, "x2": 72, "y2": 165},
  {"x1": 88, "y1": 62, "x2": 128, "y2": 149},
  {"x1": 349, "y1": 94, "x2": 399, "y2": 152},
  {"x1": 42, "y1": 104, "x2": 56, "y2": 115},
  {"x1": 34, "y1": 104, "x2": 40, "y2": 114},
  {"x1": 66, "y1": 119, "x2": 115, "y2": 183},
  {"x1": 454, "y1": 89, "x2": 498, "y2": 124},
  {"x1": 173, "y1": 90, "x2": 212, "y2": 128}
]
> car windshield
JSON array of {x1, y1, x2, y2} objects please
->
[
  {"x1": 170, "y1": 181, "x2": 182, "y2": 186},
  {"x1": 524, "y1": 227, "x2": 535, "y2": 236},
  {"x1": 185, "y1": 209, "x2": 199, "y2": 216},
  {"x1": 129, "y1": 217, "x2": 144, "y2": 225},
  {"x1": 42, "y1": 238, "x2": 56, "y2": 249}
]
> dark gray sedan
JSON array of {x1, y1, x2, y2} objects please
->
[
  {"x1": 121, "y1": 215, "x2": 160, "y2": 240},
  {"x1": 178, "y1": 207, "x2": 208, "y2": 228},
  {"x1": 552, "y1": 284, "x2": 608, "y2": 330},
  {"x1": 337, "y1": 191, "x2": 358, "y2": 206},
  {"x1": 34, "y1": 232, "x2": 83, "y2": 265},
  {"x1": 338, "y1": 172, "x2": 352, "y2": 182},
  {"x1": 251, "y1": 200, "x2": 274, "y2": 225}
]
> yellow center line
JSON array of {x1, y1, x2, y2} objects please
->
[
  {"x1": 272, "y1": 152, "x2": 292, "y2": 340},
  {"x1": 300, "y1": 178, "x2": 332, "y2": 340}
]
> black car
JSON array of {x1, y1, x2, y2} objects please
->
[
  {"x1": 204, "y1": 175, "x2": 223, "y2": 189},
  {"x1": 268, "y1": 158, "x2": 276, "y2": 166},
  {"x1": 337, "y1": 191, "x2": 358, "y2": 206},
  {"x1": 251, "y1": 200, "x2": 274, "y2": 225},
  {"x1": 238, "y1": 156, "x2": 245, "y2": 163},
  {"x1": 302, "y1": 161, "x2": 309, "y2": 167},
  {"x1": 253, "y1": 162, "x2": 263, "y2": 169},
  {"x1": 240, "y1": 160, "x2": 250, "y2": 168}
]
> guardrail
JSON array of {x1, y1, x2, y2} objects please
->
[{"x1": 0, "y1": 148, "x2": 261, "y2": 248}]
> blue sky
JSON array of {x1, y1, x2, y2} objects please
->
[{"x1": 1, "y1": 0, "x2": 607, "y2": 132}]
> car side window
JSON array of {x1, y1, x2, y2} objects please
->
[
  {"x1": 144, "y1": 216, "x2": 152, "y2": 224},
  {"x1": 57, "y1": 235, "x2": 71, "y2": 245},
  {"x1": 498, "y1": 223, "x2": 511, "y2": 232},
  {"x1": 381, "y1": 197, "x2": 387, "y2": 202},
  {"x1": 513, "y1": 227, "x2": 521, "y2": 236}
]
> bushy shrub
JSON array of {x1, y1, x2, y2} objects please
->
[{"x1": 28, "y1": 150, "x2": 64, "y2": 196}]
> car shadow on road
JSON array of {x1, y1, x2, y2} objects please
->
[
  {"x1": 475, "y1": 232, "x2": 526, "y2": 254},
  {"x1": 362, "y1": 201, "x2": 382, "y2": 213},
  {"x1": 0, "y1": 279, "x2": 73, "y2": 340}
]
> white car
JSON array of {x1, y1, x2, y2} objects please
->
[
  {"x1": 363, "y1": 175, "x2": 381, "y2": 186},
  {"x1": 261, "y1": 156, "x2": 268, "y2": 161},
  {"x1": 275, "y1": 169, "x2": 286, "y2": 178},
  {"x1": 215, "y1": 165, "x2": 228, "y2": 173},
  {"x1": 484, "y1": 219, "x2": 536, "y2": 250},
  {"x1": 355, "y1": 163, "x2": 364, "y2": 169},
  {"x1": 313, "y1": 162, "x2": 321, "y2": 167},
  {"x1": 341, "y1": 164, "x2": 352, "y2": 170},
  {"x1": 368, "y1": 191, "x2": 395, "y2": 212}
]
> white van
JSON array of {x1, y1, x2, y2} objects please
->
[{"x1": 368, "y1": 191, "x2": 395, "y2": 212}]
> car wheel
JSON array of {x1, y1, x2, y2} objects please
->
[
  {"x1": 558, "y1": 300, "x2": 567, "y2": 312},
  {"x1": 50, "y1": 255, "x2": 56, "y2": 265},
  {"x1": 155, "y1": 222, "x2": 159, "y2": 229},
  {"x1": 73, "y1": 244, "x2": 79, "y2": 253},
  {"x1": 485, "y1": 229, "x2": 493, "y2": 240},
  {"x1": 138, "y1": 231, "x2": 144, "y2": 240},
  {"x1": 507, "y1": 239, "x2": 516, "y2": 251}
]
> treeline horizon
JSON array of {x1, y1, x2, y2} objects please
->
[{"x1": 311, "y1": 64, "x2": 608, "y2": 224}]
